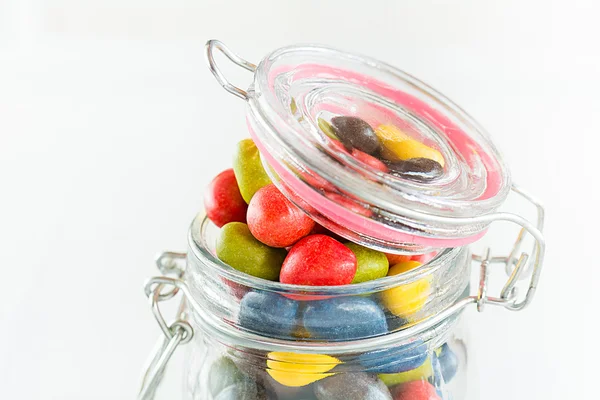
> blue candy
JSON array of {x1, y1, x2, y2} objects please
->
[
  {"x1": 302, "y1": 296, "x2": 388, "y2": 341},
  {"x1": 385, "y1": 312, "x2": 409, "y2": 331},
  {"x1": 437, "y1": 343, "x2": 459, "y2": 382},
  {"x1": 238, "y1": 291, "x2": 299, "y2": 339},
  {"x1": 358, "y1": 340, "x2": 428, "y2": 374},
  {"x1": 430, "y1": 352, "x2": 445, "y2": 397}
]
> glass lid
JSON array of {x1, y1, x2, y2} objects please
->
[{"x1": 211, "y1": 42, "x2": 511, "y2": 253}]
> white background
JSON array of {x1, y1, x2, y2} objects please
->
[{"x1": 1, "y1": 1, "x2": 598, "y2": 399}]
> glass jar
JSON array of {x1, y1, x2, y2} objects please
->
[
  {"x1": 181, "y1": 215, "x2": 471, "y2": 400},
  {"x1": 137, "y1": 40, "x2": 545, "y2": 400}
]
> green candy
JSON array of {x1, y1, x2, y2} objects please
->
[
  {"x1": 233, "y1": 139, "x2": 272, "y2": 203},
  {"x1": 208, "y1": 357, "x2": 264, "y2": 400},
  {"x1": 318, "y1": 117, "x2": 339, "y2": 140},
  {"x1": 216, "y1": 222, "x2": 286, "y2": 281},
  {"x1": 208, "y1": 357, "x2": 246, "y2": 397},
  {"x1": 344, "y1": 243, "x2": 389, "y2": 284},
  {"x1": 378, "y1": 357, "x2": 433, "y2": 387}
]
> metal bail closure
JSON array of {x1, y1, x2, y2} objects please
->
[
  {"x1": 137, "y1": 253, "x2": 193, "y2": 400},
  {"x1": 136, "y1": 184, "x2": 545, "y2": 399},
  {"x1": 205, "y1": 39, "x2": 256, "y2": 100},
  {"x1": 471, "y1": 184, "x2": 545, "y2": 311}
]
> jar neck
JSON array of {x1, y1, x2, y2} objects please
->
[{"x1": 183, "y1": 215, "x2": 470, "y2": 353}]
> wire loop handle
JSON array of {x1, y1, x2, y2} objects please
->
[
  {"x1": 137, "y1": 254, "x2": 192, "y2": 400},
  {"x1": 205, "y1": 39, "x2": 256, "y2": 101},
  {"x1": 151, "y1": 252, "x2": 186, "y2": 301}
]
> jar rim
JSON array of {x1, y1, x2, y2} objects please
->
[
  {"x1": 185, "y1": 214, "x2": 470, "y2": 352},
  {"x1": 188, "y1": 214, "x2": 463, "y2": 294}
]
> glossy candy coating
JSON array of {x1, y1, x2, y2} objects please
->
[
  {"x1": 324, "y1": 192, "x2": 373, "y2": 217},
  {"x1": 310, "y1": 223, "x2": 345, "y2": 242},
  {"x1": 208, "y1": 357, "x2": 271, "y2": 400},
  {"x1": 208, "y1": 357, "x2": 247, "y2": 397},
  {"x1": 213, "y1": 382, "x2": 262, "y2": 400},
  {"x1": 374, "y1": 124, "x2": 411, "y2": 145},
  {"x1": 352, "y1": 149, "x2": 389, "y2": 172},
  {"x1": 378, "y1": 357, "x2": 433, "y2": 386},
  {"x1": 331, "y1": 116, "x2": 382, "y2": 155},
  {"x1": 437, "y1": 343, "x2": 459, "y2": 382},
  {"x1": 314, "y1": 373, "x2": 392, "y2": 400},
  {"x1": 280, "y1": 235, "x2": 357, "y2": 286},
  {"x1": 411, "y1": 252, "x2": 438, "y2": 264},
  {"x1": 233, "y1": 139, "x2": 273, "y2": 203},
  {"x1": 359, "y1": 340, "x2": 428, "y2": 374},
  {"x1": 390, "y1": 260, "x2": 422, "y2": 273},
  {"x1": 344, "y1": 243, "x2": 389, "y2": 283},
  {"x1": 385, "y1": 313, "x2": 410, "y2": 331},
  {"x1": 390, "y1": 380, "x2": 440, "y2": 400},
  {"x1": 302, "y1": 296, "x2": 388, "y2": 340},
  {"x1": 385, "y1": 158, "x2": 443, "y2": 182},
  {"x1": 384, "y1": 253, "x2": 413, "y2": 265},
  {"x1": 266, "y1": 352, "x2": 341, "y2": 387},
  {"x1": 204, "y1": 169, "x2": 248, "y2": 228},
  {"x1": 318, "y1": 117, "x2": 339, "y2": 140},
  {"x1": 247, "y1": 184, "x2": 315, "y2": 248},
  {"x1": 380, "y1": 139, "x2": 445, "y2": 167},
  {"x1": 261, "y1": 373, "x2": 318, "y2": 400},
  {"x1": 238, "y1": 291, "x2": 299, "y2": 339},
  {"x1": 381, "y1": 262, "x2": 430, "y2": 317},
  {"x1": 216, "y1": 222, "x2": 287, "y2": 281}
]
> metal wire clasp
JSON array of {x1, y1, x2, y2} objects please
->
[
  {"x1": 137, "y1": 253, "x2": 192, "y2": 400},
  {"x1": 136, "y1": 188, "x2": 545, "y2": 398},
  {"x1": 471, "y1": 185, "x2": 545, "y2": 312},
  {"x1": 205, "y1": 39, "x2": 257, "y2": 100}
]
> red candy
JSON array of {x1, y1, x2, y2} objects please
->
[
  {"x1": 324, "y1": 192, "x2": 373, "y2": 217},
  {"x1": 310, "y1": 223, "x2": 344, "y2": 242},
  {"x1": 352, "y1": 149, "x2": 389, "y2": 172},
  {"x1": 391, "y1": 381, "x2": 440, "y2": 400},
  {"x1": 330, "y1": 139, "x2": 350, "y2": 153},
  {"x1": 300, "y1": 170, "x2": 337, "y2": 192},
  {"x1": 221, "y1": 277, "x2": 250, "y2": 300},
  {"x1": 411, "y1": 251, "x2": 438, "y2": 264},
  {"x1": 204, "y1": 169, "x2": 248, "y2": 228},
  {"x1": 280, "y1": 234, "x2": 357, "y2": 286},
  {"x1": 247, "y1": 184, "x2": 315, "y2": 248},
  {"x1": 385, "y1": 253, "x2": 413, "y2": 266}
]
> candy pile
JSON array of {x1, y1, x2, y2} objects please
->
[
  {"x1": 205, "y1": 116, "x2": 444, "y2": 290},
  {"x1": 205, "y1": 341, "x2": 460, "y2": 400},
  {"x1": 206, "y1": 137, "x2": 435, "y2": 318},
  {"x1": 323, "y1": 117, "x2": 445, "y2": 181},
  {"x1": 201, "y1": 116, "x2": 456, "y2": 399}
]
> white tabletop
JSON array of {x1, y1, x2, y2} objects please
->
[{"x1": 1, "y1": 1, "x2": 598, "y2": 399}]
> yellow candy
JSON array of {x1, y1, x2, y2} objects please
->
[
  {"x1": 386, "y1": 139, "x2": 445, "y2": 167},
  {"x1": 378, "y1": 357, "x2": 433, "y2": 386},
  {"x1": 390, "y1": 260, "x2": 422, "y2": 273},
  {"x1": 381, "y1": 262, "x2": 430, "y2": 317},
  {"x1": 266, "y1": 352, "x2": 341, "y2": 387},
  {"x1": 375, "y1": 125, "x2": 445, "y2": 167},
  {"x1": 375, "y1": 124, "x2": 411, "y2": 143}
]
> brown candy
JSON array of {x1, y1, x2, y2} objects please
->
[
  {"x1": 331, "y1": 116, "x2": 382, "y2": 156},
  {"x1": 385, "y1": 158, "x2": 443, "y2": 182}
]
